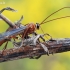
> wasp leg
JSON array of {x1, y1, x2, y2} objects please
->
[
  {"x1": 19, "y1": 40, "x2": 24, "y2": 47},
  {"x1": 30, "y1": 55, "x2": 42, "y2": 59},
  {"x1": 43, "y1": 33, "x2": 53, "y2": 40},
  {"x1": 3, "y1": 41, "x2": 8, "y2": 50},
  {"x1": 33, "y1": 35, "x2": 41, "y2": 45},
  {"x1": 17, "y1": 16, "x2": 23, "y2": 23},
  {"x1": 35, "y1": 55, "x2": 42, "y2": 59},
  {"x1": 40, "y1": 43, "x2": 49, "y2": 56},
  {"x1": 14, "y1": 16, "x2": 23, "y2": 27},
  {"x1": 10, "y1": 39, "x2": 20, "y2": 48},
  {"x1": 0, "y1": 41, "x2": 8, "y2": 56},
  {"x1": 33, "y1": 34, "x2": 49, "y2": 56},
  {"x1": 32, "y1": 34, "x2": 49, "y2": 56},
  {"x1": 32, "y1": 32, "x2": 37, "y2": 35},
  {"x1": 13, "y1": 42, "x2": 20, "y2": 48}
]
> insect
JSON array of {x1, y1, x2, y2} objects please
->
[{"x1": 0, "y1": 7, "x2": 70, "y2": 56}]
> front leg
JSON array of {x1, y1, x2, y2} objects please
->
[
  {"x1": 33, "y1": 34, "x2": 41, "y2": 45},
  {"x1": 40, "y1": 43, "x2": 49, "y2": 56},
  {"x1": 32, "y1": 34, "x2": 49, "y2": 56},
  {"x1": 33, "y1": 32, "x2": 46, "y2": 42},
  {"x1": 32, "y1": 32, "x2": 37, "y2": 36}
]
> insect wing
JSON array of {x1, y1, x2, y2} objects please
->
[{"x1": 0, "y1": 26, "x2": 26, "y2": 41}]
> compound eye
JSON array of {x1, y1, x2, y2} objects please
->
[{"x1": 36, "y1": 23, "x2": 40, "y2": 29}]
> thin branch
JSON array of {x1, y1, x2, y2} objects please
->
[{"x1": 0, "y1": 38, "x2": 70, "y2": 62}]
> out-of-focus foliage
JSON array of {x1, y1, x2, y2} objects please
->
[{"x1": 0, "y1": 0, "x2": 70, "y2": 70}]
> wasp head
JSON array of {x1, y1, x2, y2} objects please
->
[{"x1": 36, "y1": 23, "x2": 40, "y2": 30}]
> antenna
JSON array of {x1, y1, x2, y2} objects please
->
[
  {"x1": 40, "y1": 7, "x2": 70, "y2": 25},
  {"x1": 40, "y1": 16, "x2": 70, "y2": 24}
]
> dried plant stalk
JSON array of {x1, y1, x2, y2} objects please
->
[{"x1": 0, "y1": 38, "x2": 70, "y2": 62}]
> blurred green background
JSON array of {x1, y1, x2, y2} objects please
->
[{"x1": 0, "y1": 0, "x2": 70, "y2": 70}]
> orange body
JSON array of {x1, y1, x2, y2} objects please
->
[{"x1": 22, "y1": 23, "x2": 36, "y2": 37}]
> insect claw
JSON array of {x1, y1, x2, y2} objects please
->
[{"x1": 33, "y1": 35, "x2": 41, "y2": 45}]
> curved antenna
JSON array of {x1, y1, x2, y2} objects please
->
[
  {"x1": 40, "y1": 7, "x2": 70, "y2": 25},
  {"x1": 40, "y1": 16, "x2": 70, "y2": 25}
]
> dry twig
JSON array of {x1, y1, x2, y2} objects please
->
[{"x1": 0, "y1": 38, "x2": 70, "y2": 62}]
